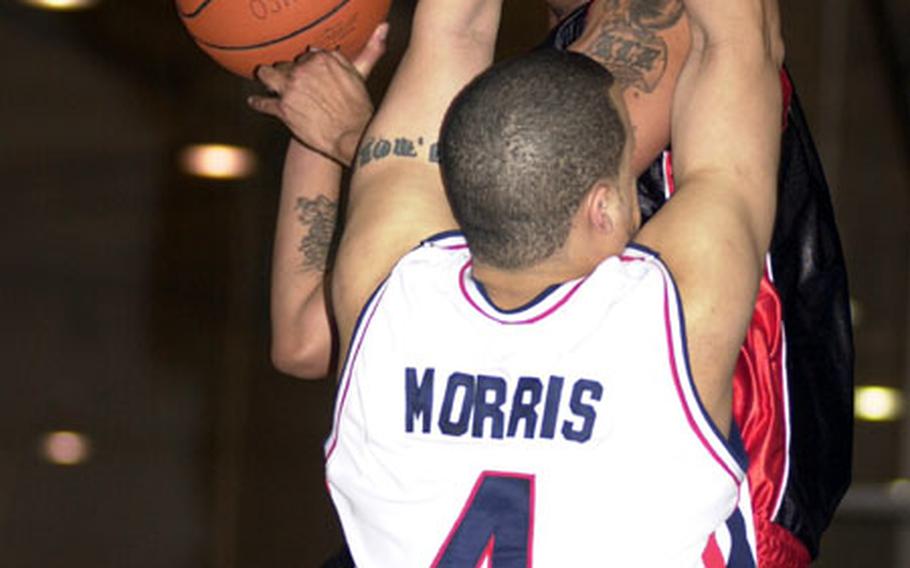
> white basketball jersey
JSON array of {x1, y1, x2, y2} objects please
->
[{"x1": 325, "y1": 232, "x2": 746, "y2": 567}]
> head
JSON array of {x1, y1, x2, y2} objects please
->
[{"x1": 439, "y1": 49, "x2": 636, "y2": 271}]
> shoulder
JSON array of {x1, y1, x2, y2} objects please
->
[
  {"x1": 419, "y1": 230, "x2": 469, "y2": 251},
  {"x1": 568, "y1": 245, "x2": 678, "y2": 319},
  {"x1": 591, "y1": 244, "x2": 671, "y2": 287},
  {"x1": 382, "y1": 231, "x2": 471, "y2": 289},
  {"x1": 397, "y1": 231, "x2": 469, "y2": 265}
]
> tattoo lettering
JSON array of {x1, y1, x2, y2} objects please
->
[
  {"x1": 586, "y1": 0, "x2": 684, "y2": 93},
  {"x1": 295, "y1": 195, "x2": 338, "y2": 272},
  {"x1": 394, "y1": 138, "x2": 419, "y2": 158},
  {"x1": 592, "y1": 27, "x2": 664, "y2": 90},
  {"x1": 628, "y1": 0, "x2": 685, "y2": 30},
  {"x1": 357, "y1": 136, "x2": 439, "y2": 168}
]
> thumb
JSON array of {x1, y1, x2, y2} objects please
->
[{"x1": 352, "y1": 22, "x2": 389, "y2": 79}]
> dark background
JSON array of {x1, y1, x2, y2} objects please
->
[{"x1": 0, "y1": 0, "x2": 908, "y2": 566}]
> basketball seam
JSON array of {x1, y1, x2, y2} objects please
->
[
  {"x1": 177, "y1": 0, "x2": 214, "y2": 19},
  {"x1": 190, "y1": 0, "x2": 351, "y2": 51}
]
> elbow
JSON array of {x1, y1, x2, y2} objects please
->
[{"x1": 270, "y1": 337, "x2": 333, "y2": 380}]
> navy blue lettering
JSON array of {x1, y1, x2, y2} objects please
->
[
  {"x1": 562, "y1": 379, "x2": 603, "y2": 443},
  {"x1": 507, "y1": 377, "x2": 542, "y2": 439},
  {"x1": 434, "y1": 474, "x2": 533, "y2": 566},
  {"x1": 405, "y1": 367, "x2": 434, "y2": 433},
  {"x1": 540, "y1": 376, "x2": 565, "y2": 439},
  {"x1": 472, "y1": 375, "x2": 506, "y2": 439},
  {"x1": 439, "y1": 373, "x2": 475, "y2": 436}
]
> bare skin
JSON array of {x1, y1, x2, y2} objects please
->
[
  {"x1": 249, "y1": 27, "x2": 388, "y2": 378},
  {"x1": 570, "y1": 0, "x2": 690, "y2": 173},
  {"x1": 321, "y1": 0, "x2": 781, "y2": 449},
  {"x1": 327, "y1": 0, "x2": 781, "y2": 436},
  {"x1": 258, "y1": 0, "x2": 692, "y2": 379},
  {"x1": 635, "y1": 0, "x2": 784, "y2": 430}
]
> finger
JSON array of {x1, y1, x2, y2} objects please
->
[
  {"x1": 293, "y1": 47, "x2": 319, "y2": 64},
  {"x1": 246, "y1": 95, "x2": 282, "y2": 118},
  {"x1": 273, "y1": 60, "x2": 294, "y2": 73},
  {"x1": 255, "y1": 64, "x2": 287, "y2": 94},
  {"x1": 326, "y1": 49, "x2": 358, "y2": 74},
  {"x1": 351, "y1": 22, "x2": 389, "y2": 78}
]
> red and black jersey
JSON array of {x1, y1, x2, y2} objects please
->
[{"x1": 548, "y1": 5, "x2": 854, "y2": 565}]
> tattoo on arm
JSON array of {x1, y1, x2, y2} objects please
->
[
  {"x1": 356, "y1": 136, "x2": 439, "y2": 169},
  {"x1": 295, "y1": 195, "x2": 338, "y2": 272},
  {"x1": 585, "y1": 0, "x2": 684, "y2": 93}
]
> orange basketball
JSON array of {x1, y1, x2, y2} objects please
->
[{"x1": 176, "y1": 0, "x2": 392, "y2": 78}]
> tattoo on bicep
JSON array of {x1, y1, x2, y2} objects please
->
[
  {"x1": 295, "y1": 195, "x2": 338, "y2": 272},
  {"x1": 356, "y1": 136, "x2": 439, "y2": 169},
  {"x1": 587, "y1": 0, "x2": 684, "y2": 94},
  {"x1": 629, "y1": 0, "x2": 684, "y2": 29}
]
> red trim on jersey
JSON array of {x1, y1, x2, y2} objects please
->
[
  {"x1": 702, "y1": 534, "x2": 727, "y2": 568},
  {"x1": 780, "y1": 69, "x2": 794, "y2": 129},
  {"x1": 424, "y1": 232, "x2": 469, "y2": 250},
  {"x1": 662, "y1": 151, "x2": 675, "y2": 199},
  {"x1": 732, "y1": 276, "x2": 808, "y2": 566},
  {"x1": 733, "y1": 276, "x2": 788, "y2": 515},
  {"x1": 755, "y1": 517, "x2": 811, "y2": 567},
  {"x1": 663, "y1": 283, "x2": 741, "y2": 485}
]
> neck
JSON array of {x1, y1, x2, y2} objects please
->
[{"x1": 470, "y1": 198, "x2": 633, "y2": 310}]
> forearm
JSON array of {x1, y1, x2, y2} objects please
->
[
  {"x1": 359, "y1": 0, "x2": 501, "y2": 158},
  {"x1": 270, "y1": 138, "x2": 341, "y2": 379},
  {"x1": 335, "y1": 0, "x2": 503, "y2": 339},
  {"x1": 411, "y1": 0, "x2": 503, "y2": 47},
  {"x1": 671, "y1": 0, "x2": 782, "y2": 253}
]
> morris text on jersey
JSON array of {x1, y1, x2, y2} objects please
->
[{"x1": 404, "y1": 367, "x2": 603, "y2": 443}]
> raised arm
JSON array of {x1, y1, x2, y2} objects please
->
[
  {"x1": 249, "y1": 27, "x2": 387, "y2": 379},
  {"x1": 636, "y1": 0, "x2": 783, "y2": 432},
  {"x1": 332, "y1": 0, "x2": 505, "y2": 346}
]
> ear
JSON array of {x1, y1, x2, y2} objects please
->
[{"x1": 584, "y1": 181, "x2": 619, "y2": 235}]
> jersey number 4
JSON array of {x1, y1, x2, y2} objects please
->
[{"x1": 432, "y1": 472, "x2": 535, "y2": 567}]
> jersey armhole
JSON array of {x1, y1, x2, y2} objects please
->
[{"x1": 655, "y1": 253, "x2": 747, "y2": 484}]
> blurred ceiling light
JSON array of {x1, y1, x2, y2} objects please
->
[
  {"x1": 21, "y1": 0, "x2": 99, "y2": 10},
  {"x1": 180, "y1": 144, "x2": 257, "y2": 180},
  {"x1": 855, "y1": 386, "x2": 904, "y2": 422},
  {"x1": 40, "y1": 431, "x2": 92, "y2": 466}
]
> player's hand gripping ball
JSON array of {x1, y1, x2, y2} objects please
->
[{"x1": 176, "y1": 0, "x2": 392, "y2": 78}]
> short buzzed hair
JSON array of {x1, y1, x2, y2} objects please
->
[{"x1": 439, "y1": 49, "x2": 627, "y2": 269}]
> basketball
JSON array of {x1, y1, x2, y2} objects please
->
[{"x1": 176, "y1": 0, "x2": 392, "y2": 78}]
